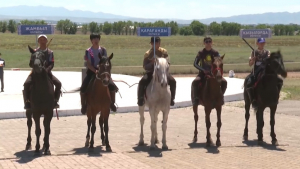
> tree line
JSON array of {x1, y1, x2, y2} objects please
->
[{"x1": 0, "y1": 19, "x2": 299, "y2": 36}]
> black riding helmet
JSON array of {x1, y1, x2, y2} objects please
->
[{"x1": 90, "y1": 33, "x2": 101, "y2": 40}]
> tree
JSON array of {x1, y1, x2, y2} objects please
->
[
  {"x1": 116, "y1": 21, "x2": 124, "y2": 35},
  {"x1": 112, "y1": 22, "x2": 118, "y2": 35},
  {"x1": 89, "y1": 22, "x2": 99, "y2": 33},
  {"x1": 81, "y1": 24, "x2": 88, "y2": 34},
  {"x1": 56, "y1": 20, "x2": 64, "y2": 34},
  {"x1": 62, "y1": 19, "x2": 72, "y2": 34},
  {"x1": 8, "y1": 20, "x2": 17, "y2": 33},
  {"x1": 153, "y1": 20, "x2": 165, "y2": 27},
  {"x1": 256, "y1": 24, "x2": 268, "y2": 29},
  {"x1": 99, "y1": 23, "x2": 103, "y2": 33},
  {"x1": 190, "y1": 20, "x2": 205, "y2": 36},
  {"x1": 166, "y1": 21, "x2": 179, "y2": 35},
  {"x1": 209, "y1": 22, "x2": 222, "y2": 36},
  {"x1": 179, "y1": 26, "x2": 193, "y2": 36},
  {"x1": 126, "y1": 20, "x2": 133, "y2": 35},
  {"x1": 68, "y1": 22, "x2": 78, "y2": 34},
  {"x1": 102, "y1": 22, "x2": 112, "y2": 35},
  {"x1": 0, "y1": 21, "x2": 7, "y2": 33}
]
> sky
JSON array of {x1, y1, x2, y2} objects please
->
[{"x1": 1, "y1": 0, "x2": 300, "y2": 20}]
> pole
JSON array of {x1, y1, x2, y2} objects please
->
[{"x1": 35, "y1": 34, "x2": 38, "y2": 48}]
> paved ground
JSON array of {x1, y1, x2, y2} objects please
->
[{"x1": 0, "y1": 100, "x2": 300, "y2": 169}]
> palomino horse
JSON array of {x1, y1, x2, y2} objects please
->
[
  {"x1": 84, "y1": 52, "x2": 114, "y2": 152},
  {"x1": 191, "y1": 55, "x2": 225, "y2": 147},
  {"x1": 243, "y1": 50, "x2": 287, "y2": 145},
  {"x1": 25, "y1": 46, "x2": 55, "y2": 155},
  {"x1": 138, "y1": 57, "x2": 171, "y2": 150}
]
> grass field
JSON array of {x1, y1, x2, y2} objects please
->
[{"x1": 1, "y1": 34, "x2": 300, "y2": 74}]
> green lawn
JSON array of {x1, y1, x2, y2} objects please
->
[{"x1": 1, "y1": 34, "x2": 300, "y2": 74}]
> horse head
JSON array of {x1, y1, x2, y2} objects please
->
[
  {"x1": 154, "y1": 57, "x2": 169, "y2": 88},
  {"x1": 95, "y1": 52, "x2": 113, "y2": 86},
  {"x1": 211, "y1": 54, "x2": 225, "y2": 83},
  {"x1": 28, "y1": 45, "x2": 47, "y2": 74},
  {"x1": 266, "y1": 50, "x2": 287, "y2": 78}
]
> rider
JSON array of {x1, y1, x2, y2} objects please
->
[
  {"x1": 246, "y1": 37, "x2": 283, "y2": 108},
  {"x1": 23, "y1": 34, "x2": 62, "y2": 109},
  {"x1": 192, "y1": 36, "x2": 227, "y2": 105},
  {"x1": 80, "y1": 33, "x2": 118, "y2": 114},
  {"x1": 137, "y1": 36, "x2": 176, "y2": 106}
]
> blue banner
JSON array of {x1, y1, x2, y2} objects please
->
[
  {"x1": 240, "y1": 29, "x2": 272, "y2": 38},
  {"x1": 18, "y1": 25, "x2": 55, "y2": 35},
  {"x1": 137, "y1": 27, "x2": 171, "y2": 36}
]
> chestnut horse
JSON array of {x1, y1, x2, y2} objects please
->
[
  {"x1": 84, "y1": 52, "x2": 114, "y2": 152},
  {"x1": 191, "y1": 55, "x2": 225, "y2": 147}
]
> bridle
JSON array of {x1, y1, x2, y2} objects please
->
[{"x1": 95, "y1": 59, "x2": 111, "y2": 84}]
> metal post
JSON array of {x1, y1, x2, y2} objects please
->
[
  {"x1": 153, "y1": 36, "x2": 156, "y2": 59},
  {"x1": 35, "y1": 34, "x2": 38, "y2": 48}
]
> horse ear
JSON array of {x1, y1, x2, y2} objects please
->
[
  {"x1": 28, "y1": 45, "x2": 35, "y2": 54},
  {"x1": 109, "y1": 53, "x2": 113, "y2": 60},
  {"x1": 221, "y1": 54, "x2": 225, "y2": 60},
  {"x1": 98, "y1": 51, "x2": 102, "y2": 59}
]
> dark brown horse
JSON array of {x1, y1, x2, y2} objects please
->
[
  {"x1": 84, "y1": 52, "x2": 113, "y2": 152},
  {"x1": 191, "y1": 55, "x2": 225, "y2": 147},
  {"x1": 25, "y1": 45, "x2": 55, "y2": 155},
  {"x1": 243, "y1": 50, "x2": 287, "y2": 145}
]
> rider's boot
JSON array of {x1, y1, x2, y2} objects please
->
[
  {"x1": 110, "y1": 90, "x2": 117, "y2": 112},
  {"x1": 80, "y1": 92, "x2": 87, "y2": 115},
  {"x1": 137, "y1": 84, "x2": 145, "y2": 106},
  {"x1": 246, "y1": 87, "x2": 257, "y2": 109},
  {"x1": 23, "y1": 89, "x2": 31, "y2": 110},
  {"x1": 170, "y1": 82, "x2": 176, "y2": 106},
  {"x1": 192, "y1": 85, "x2": 200, "y2": 106},
  {"x1": 54, "y1": 90, "x2": 61, "y2": 109}
]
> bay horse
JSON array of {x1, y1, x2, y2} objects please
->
[
  {"x1": 25, "y1": 45, "x2": 55, "y2": 155},
  {"x1": 243, "y1": 50, "x2": 287, "y2": 145},
  {"x1": 191, "y1": 55, "x2": 225, "y2": 147},
  {"x1": 138, "y1": 57, "x2": 171, "y2": 150},
  {"x1": 84, "y1": 52, "x2": 114, "y2": 152}
]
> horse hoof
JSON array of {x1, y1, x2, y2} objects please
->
[
  {"x1": 193, "y1": 137, "x2": 197, "y2": 143},
  {"x1": 25, "y1": 144, "x2": 32, "y2": 150},
  {"x1": 106, "y1": 146, "x2": 112, "y2": 152},
  {"x1": 138, "y1": 141, "x2": 144, "y2": 146},
  {"x1": 89, "y1": 145, "x2": 94, "y2": 149},
  {"x1": 216, "y1": 141, "x2": 221, "y2": 147},
  {"x1": 243, "y1": 135, "x2": 248, "y2": 141},
  {"x1": 149, "y1": 146, "x2": 155, "y2": 151},
  {"x1": 85, "y1": 142, "x2": 89, "y2": 147},
  {"x1": 162, "y1": 146, "x2": 168, "y2": 150},
  {"x1": 41, "y1": 146, "x2": 45, "y2": 151},
  {"x1": 155, "y1": 140, "x2": 159, "y2": 144},
  {"x1": 272, "y1": 140, "x2": 279, "y2": 146},
  {"x1": 44, "y1": 150, "x2": 51, "y2": 156}
]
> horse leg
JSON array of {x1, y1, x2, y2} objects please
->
[
  {"x1": 216, "y1": 106, "x2": 222, "y2": 147},
  {"x1": 205, "y1": 107, "x2": 213, "y2": 147},
  {"x1": 149, "y1": 109, "x2": 156, "y2": 150},
  {"x1": 138, "y1": 105, "x2": 145, "y2": 146},
  {"x1": 85, "y1": 116, "x2": 92, "y2": 147},
  {"x1": 257, "y1": 107, "x2": 265, "y2": 145},
  {"x1": 33, "y1": 114, "x2": 41, "y2": 154},
  {"x1": 99, "y1": 115, "x2": 105, "y2": 146},
  {"x1": 104, "y1": 113, "x2": 111, "y2": 152},
  {"x1": 243, "y1": 90, "x2": 251, "y2": 141},
  {"x1": 154, "y1": 112, "x2": 159, "y2": 144},
  {"x1": 89, "y1": 114, "x2": 97, "y2": 149},
  {"x1": 270, "y1": 106, "x2": 278, "y2": 146},
  {"x1": 25, "y1": 110, "x2": 32, "y2": 150},
  {"x1": 193, "y1": 105, "x2": 199, "y2": 143},
  {"x1": 43, "y1": 111, "x2": 52, "y2": 155},
  {"x1": 162, "y1": 108, "x2": 169, "y2": 150}
]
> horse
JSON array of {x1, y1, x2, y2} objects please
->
[
  {"x1": 243, "y1": 50, "x2": 287, "y2": 145},
  {"x1": 84, "y1": 52, "x2": 114, "y2": 152},
  {"x1": 191, "y1": 54, "x2": 225, "y2": 147},
  {"x1": 25, "y1": 45, "x2": 55, "y2": 155},
  {"x1": 138, "y1": 57, "x2": 171, "y2": 150}
]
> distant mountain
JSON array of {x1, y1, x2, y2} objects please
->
[{"x1": 0, "y1": 5, "x2": 299, "y2": 24}]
